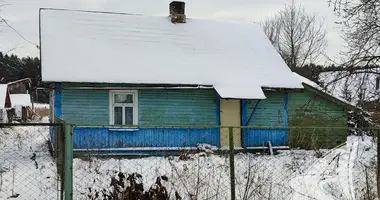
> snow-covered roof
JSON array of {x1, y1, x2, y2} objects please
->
[
  {"x1": 39, "y1": 8, "x2": 303, "y2": 99},
  {"x1": 10, "y1": 94, "x2": 32, "y2": 107},
  {"x1": 0, "y1": 84, "x2": 8, "y2": 109},
  {"x1": 293, "y1": 73, "x2": 358, "y2": 109}
]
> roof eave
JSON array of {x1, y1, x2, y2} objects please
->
[{"x1": 302, "y1": 83, "x2": 360, "y2": 111}]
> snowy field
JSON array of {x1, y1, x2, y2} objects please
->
[{"x1": 0, "y1": 125, "x2": 377, "y2": 200}]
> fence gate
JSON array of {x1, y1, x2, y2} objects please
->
[{"x1": 0, "y1": 123, "x2": 65, "y2": 200}]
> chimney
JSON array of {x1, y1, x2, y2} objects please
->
[{"x1": 169, "y1": 1, "x2": 186, "y2": 23}]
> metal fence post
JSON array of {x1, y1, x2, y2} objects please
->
[
  {"x1": 64, "y1": 124, "x2": 73, "y2": 200},
  {"x1": 229, "y1": 127, "x2": 236, "y2": 200}
]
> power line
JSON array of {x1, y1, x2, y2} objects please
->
[{"x1": 0, "y1": 15, "x2": 39, "y2": 49}]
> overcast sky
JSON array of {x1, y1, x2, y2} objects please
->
[{"x1": 0, "y1": 0, "x2": 344, "y2": 63}]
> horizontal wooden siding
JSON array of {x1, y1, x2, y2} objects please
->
[
  {"x1": 138, "y1": 89, "x2": 217, "y2": 125},
  {"x1": 58, "y1": 87, "x2": 219, "y2": 150},
  {"x1": 60, "y1": 86, "x2": 217, "y2": 126},
  {"x1": 242, "y1": 92, "x2": 288, "y2": 147},
  {"x1": 61, "y1": 89, "x2": 109, "y2": 124},
  {"x1": 288, "y1": 90, "x2": 347, "y2": 149}
]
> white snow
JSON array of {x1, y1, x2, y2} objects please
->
[
  {"x1": 40, "y1": 8, "x2": 303, "y2": 99},
  {"x1": 0, "y1": 126, "x2": 58, "y2": 199},
  {"x1": 289, "y1": 137, "x2": 359, "y2": 200},
  {"x1": 0, "y1": 84, "x2": 8, "y2": 109},
  {"x1": 33, "y1": 103, "x2": 49, "y2": 109},
  {"x1": 9, "y1": 94, "x2": 32, "y2": 107},
  {"x1": 0, "y1": 123, "x2": 377, "y2": 200},
  {"x1": 0, "y1": 108, "x2": 7, "y2": 123},
  {"x1": 214, "y1": 83, "x2": 266, "y2": 99}
]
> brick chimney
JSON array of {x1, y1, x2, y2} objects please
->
[{"x1": 169, "y1": 1, "x2": 186, "y2": 23}]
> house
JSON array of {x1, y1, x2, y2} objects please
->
[
  {"x1": 0, "y1": 84, "x2": 11, "y2": 123},
  {"x1": 6, "y1": 78, "x2": 32, "y2": 95},
  {"x1": 9, "y1": 94, "x2": 32, "y2": 121},
  {"x1": 40, "y1": 2, "x2": 353, "y2": 154}
]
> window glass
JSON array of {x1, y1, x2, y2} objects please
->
[
  {"x1": 125, "y1": 107, "x2": 133, "y2": 125},
  {"x1": 114, "y1": 106, "x2": 123, "y2": 125},
  {"x1": 114, "y1": 94, "x2": 133, "y2": 103}
]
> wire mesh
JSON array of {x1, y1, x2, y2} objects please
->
[
  {"x1": 1, "y1": 124, "x2": 378, "y2": 200},
  {"x1": 0, "y1": 124, "x2": 64, "y2": 200},
  {"x1": 69, "y1": 126, "x2": 379, "y2": 200},
  {"x1": 236, "y1": 126, "x2": 379, "y2": 200},
  {"x1": 72, "y1": 126, "x2": 232, "y2": 200}
]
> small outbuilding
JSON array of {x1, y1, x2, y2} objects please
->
[
  {"x1": 9, "y1": 94, "x2": 32, "y2": 121},
  {"x1": 0, "y1": 84, "x2": 11, "y2": 123}
]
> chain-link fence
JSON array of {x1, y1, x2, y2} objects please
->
[
  {"x1": 71, "y1": 125, "x2": 233, "y2": 200},
  {"x1": 0, "y1": 124, "x2": 378, "y2": 200},
  {"x1": 237, "y1": 127, "x2": 379, "y2": 200},
  {"x1": 0, "y1": 123, "x2": 64, "y2": 200},
  {"x1": 67, "y1": 125, "x2": 379, "y2": 200}
]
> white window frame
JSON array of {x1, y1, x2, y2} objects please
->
[{"x1": 109, "y1": 90, "x2": 138, "y2": 125}]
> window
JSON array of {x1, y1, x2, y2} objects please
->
[{"x1": 109, "y1": 91, "x2": 138, "y2": 125}]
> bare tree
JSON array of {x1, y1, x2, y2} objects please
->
[
  {"x1": 261, "y1": 0, "x2": 328, "y2": 69},
  {"x1": 320, "y1": 0, "x2": 380, "y2": 120},
  {"x1": 327, "y1": 1, "x2": 380, "y2": 197},
  {"x1": 328, "y1": 0, "x2": 380, "y2": 72}
]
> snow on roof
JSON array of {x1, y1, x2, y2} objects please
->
[
  {"x1": 40, "y1": 8, "x2": 303, "y2": 99},
  {"x1": 293, "y1": 72, "x2": 358, "y2": 109},
  {"x1": 10, "y1": 94, "x2": 32, "y2": 107},
  {"x1": 0, "y1": 84, "x2": 8, "y2": 109}
]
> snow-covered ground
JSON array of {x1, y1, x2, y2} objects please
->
[
  {"x1": 0, "y1": 125, "x2": 378, "y2": 200},
  {"x1": 32, "y1": 103, "x2": 49, "y2": 108},
  {"x1": 33, "y1": 103, "x2": 49, "y2": 109},
  {"x1": 0, "y1": 126, "x2": 59, "y2": 200}
]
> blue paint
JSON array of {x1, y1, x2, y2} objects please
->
[
  {"x1": 138, "y1": 89, "x2": 217, "y2": 125},
  {"x1": 54, "y1": 83, "x2": 62, "y2": 118},
  {"x1": 215, "y1": 93, "x2": 221, "y2": 147},
  {"x1": 61, "y1": 89, "x2": 109, "y2": 124},
  {"x1": 243, "y1": 128, "x2": 288, "y2": 146},
  {"x1": 241, "y1": 100, "x2": 247, "y2": 147},
  {"x1": 241, "y1": 100, "x2": 247, "y2": 126},
  {"x1": 72, "y1": 127, "x2": 220, "y2": 150},
  {"x1": 241, "y1": 92, "x2": 289, "y2": 147},
  {"x1": 216, "y1": 93, "x2": 220, "y2": 125},
  {"x1": 244, "y1": 100, "x2": 261, "y2": 126},
  {"x1": 284, "y1": 93, "x2": 289, "y2": 127},
  {"x1": 60, "y1": 87, "x2": 217, "y2": 125}
]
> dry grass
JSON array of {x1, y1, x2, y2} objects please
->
[{"x1": 34, "y1": 108, "x2": 49, "y2": 117}]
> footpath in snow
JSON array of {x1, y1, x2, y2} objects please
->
[{"x1": 290, "y1": 136, "x2": 359, "y2": 200}]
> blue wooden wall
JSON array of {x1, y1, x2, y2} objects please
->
[
  {"x1": 61, "y1": 89, "x2": 109, "y2": 124},
  {"x1": 138, "y1": 90, "x2": 217, "y2": 125},
  {"x1": 54, "y1": 85, "x2": 294, "y2": 150},
  {"x1": 73, "y1": 127, "x2": 219, "y2": 149},
  {"x1": 57, "y1": 87, "x2": 220, "y2": 149},
  {"x1": 242, "y1": 92, "x2": 288, "y2": 147},
  {"x1": 59, "y1": 88, "x2": 217, "y2": 125}
]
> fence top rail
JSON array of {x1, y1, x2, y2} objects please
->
[{"x1": 70, "y1": 124, "x2": 379, "y2": 130}]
